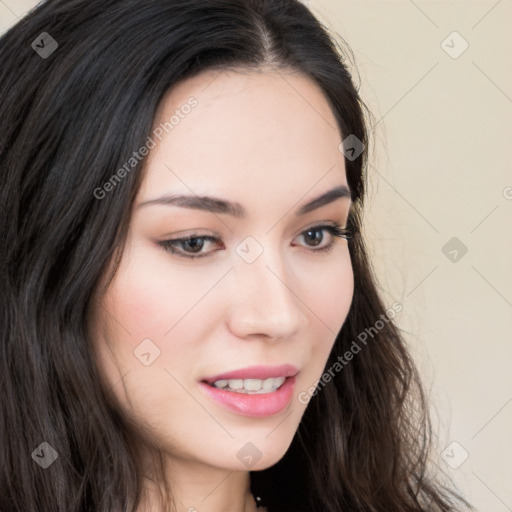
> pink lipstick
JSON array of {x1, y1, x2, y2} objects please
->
[{"x1": 199, "y1": 364, "x2": 298, "y2": 418}]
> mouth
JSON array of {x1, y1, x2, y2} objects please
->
[
  {"x1": 198, "y1": 372, "x2": 298, "y2": 418},
  {"x1": 201, "y1": 376, "x2": 290, "y2": 394},
  {"x1": 200, "y1": 364, "x2": 299, "y2": 395}
]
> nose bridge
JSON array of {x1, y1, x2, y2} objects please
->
[{"x1": 228, "y1": 235, "x2": 305, "y2": 338}]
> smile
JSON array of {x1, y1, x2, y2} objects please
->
[
  {"x1": 199, "y1": 375, "x2": 297, "y2": 417},
  {"x1": 209, "y1": 376, "x2": 286, "y2": 394}
]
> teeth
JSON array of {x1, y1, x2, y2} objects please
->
[
  {"x1": 228, "y1": 379, "x2": 243, "y2": 389},
  {"x1": 212, "y1": 376, "x2": 286, "y2": 393}
]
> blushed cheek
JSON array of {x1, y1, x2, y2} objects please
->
[
  {"x1": 101, "y1": 248, "x2": 186, "y2": 343},
  {"x1": 97, "y1": 248, "x2": 226, "y2": 370},
  {"x1": 307, "y1": 252, "x2": 353, "y2": 339},
  {"x1": 297, "y1": 261, "x2": 352, "y2": 399},
  {"x1": 329, "y1": 262, "x2": 354, "y2": 331}
]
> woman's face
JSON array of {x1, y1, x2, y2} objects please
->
[{"x1": 89, "y1": 67, "x2": 354, "y2": 473}]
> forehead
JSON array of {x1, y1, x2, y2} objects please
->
[{"x1": 138, "y1": 67, "x2": 347, "y2": 213}]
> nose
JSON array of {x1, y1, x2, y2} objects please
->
[{"x1": 226, "y1": 244, "x2": 308, "y2": 341}]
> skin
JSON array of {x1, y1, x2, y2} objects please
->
[{"x1": 89, "y1": 66, "x2": 354, "y2": 512}]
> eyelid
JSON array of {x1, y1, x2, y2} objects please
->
[
  {"x1": 157, "y1": 220, "x2": 352, "y2": 259},
  {"x1": 160, "y1": 219, "x2": 346, "y2": 240}
]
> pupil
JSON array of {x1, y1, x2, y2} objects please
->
[
  {"x1": 307, "y1": 229, "x2": 322, "y2": 246},
  {"x1": 185, "y1": 238, "x2": 203, "y2": 252}
]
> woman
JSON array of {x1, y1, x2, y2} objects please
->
[{"x1": 0, "y1": 0, "x2": 472, "y2": 511}]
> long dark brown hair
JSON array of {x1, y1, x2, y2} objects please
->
[{"x1": 0, "y1": 0, "x2": 472, "y2": 510}]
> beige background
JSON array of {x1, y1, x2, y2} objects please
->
[{"x1": 2, "y1": 1, "x2": 511, "y2": 510}]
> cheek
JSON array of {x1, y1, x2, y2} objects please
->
[
  {"x1": 297, "y1": 251, "x2": 353, "y2": 388},
  {"x1": 91, "y1": 242, "x2": 228, "y2": 384},
  {"x1": 325, "y1": 258, "x2": 353, "y2": 329},
  {"x1": 106, "y1": 261, "x2": 179, "y2": 340},
  {"x1": 302, "y1": 248, "x2": 353, "y2": 335},
  {"x1": 103, "y1": 243, "x2": 214, "y2": 342},
  {"x1": 89, "y1": 253, "x2": 210, "y2": 441}
]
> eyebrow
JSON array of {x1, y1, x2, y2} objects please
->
[{"x1": 136, "y1": 184, "x2": 351, "y2": 218}]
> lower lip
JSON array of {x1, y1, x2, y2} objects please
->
[{"x1": 198, "y1": 376, "x2": 296, "y2": 418}]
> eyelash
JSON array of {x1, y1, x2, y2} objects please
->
[{"x1": 158, "y1": 222, "x2": 353, "y2": 260}]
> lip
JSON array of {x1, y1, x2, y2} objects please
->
[
  {"x1": 201, "y1": 364, "x2": 299, "y2": 384},
  {"x1": 198, "y1": 375, "x2": 297, "y2": 418}
]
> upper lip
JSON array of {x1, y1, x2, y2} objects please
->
[{"x1": 201, "y1": 364, "x2": 299, "y2": 384}]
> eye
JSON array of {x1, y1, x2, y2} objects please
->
[
  {"x1": 292, "y1": 223, "x2": 352, "y2": 253},
  {"x1": 159, "y1": 234, "x2": 220, "y2": 259},
  {"x1": 158, "y1": 223, "x2": 352, "y2": 260}
]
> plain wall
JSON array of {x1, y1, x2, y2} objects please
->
[
  {"x1": 1, "y1": 1, "x2": 510, "y2": 510},
  {"x1": 311, "y1": 2, "x2": 511, "y2": 510}
]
